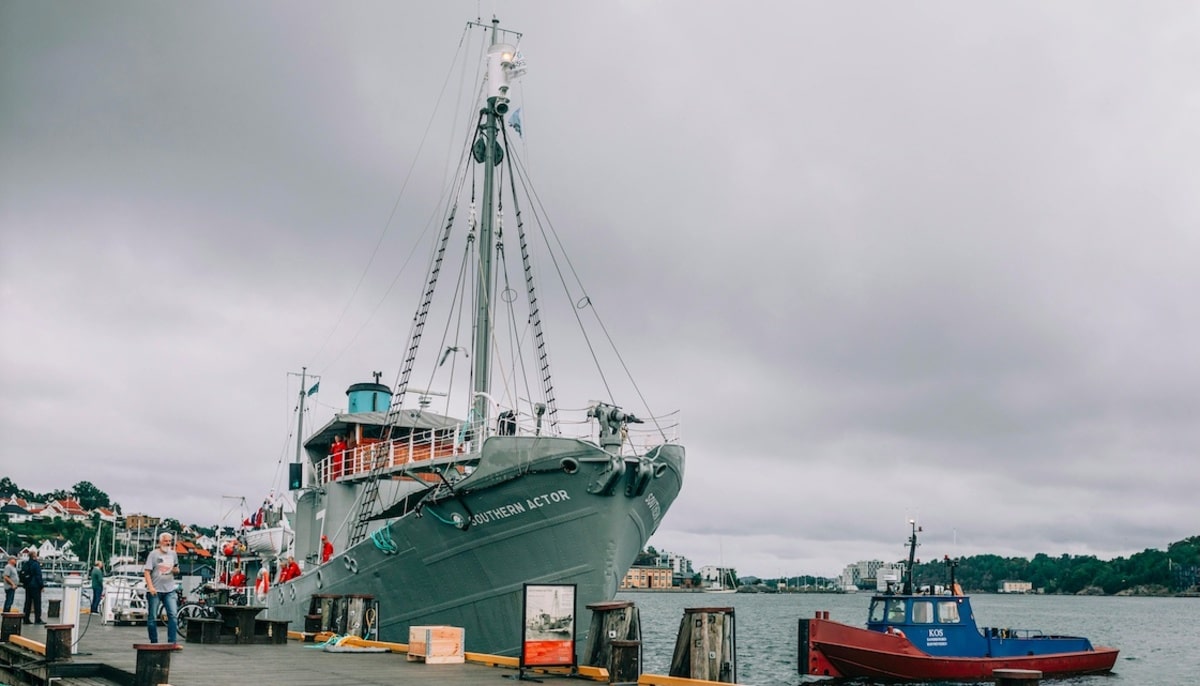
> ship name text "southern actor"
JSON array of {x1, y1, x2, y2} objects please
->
[{"x1": 470, "y1": 489, "x2": 572, "y2": 526}]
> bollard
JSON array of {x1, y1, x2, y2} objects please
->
[
  {"x1": 343, "y1": 594, "x2": 376, "y2": 638},
  {"x1": 608, "y1": 639, "x2": 641, "y2": 684},
  {"x1": 1, "y1": 612, "x2": 22, "y2": 642},
  {"x1": 668, "y1": 607, "x2": 736, "y2": 683},
  {"x1": 45, "y1": 624, "x2": 73, "y2": 661},
  {"x1": 994, "y1": 668, "x2": 1042, "y2": 685},
  {"x1": 133, "y1": 644, "x2": 175, "y2": 686},
  {"x1": 309, "y1": 594, "x2": 342, "y2": 633},
  {"x1": 582, "y1": 600, "x2": 641, "y2": 669}
]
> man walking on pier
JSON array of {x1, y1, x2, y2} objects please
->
[{"x1": 143, "y1": 533, "x2": 180, "y2": 646}]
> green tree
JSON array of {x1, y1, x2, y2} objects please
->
[{"x1": 71, "y1": 481, "x2": 111, "y2": 510}]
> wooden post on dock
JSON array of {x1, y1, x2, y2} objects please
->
[
  {"x1": 994, "y1": 668, "x2": 1042, "y2": 685},
  {"x1": 582, "y1": 600, "x2": 641, "y2": 672},
  {"x1": 1, "y1": 612, "x2": 22, "y2": 642},
  {"x1": 668, "y1": 607, "x2": 736, "y2": 683},
  {"x1": 609, "y1": 639, "x2": 641, "y2": 684},
  {"x1": 44, "y1": 624, "x2": 72, "y2": 661},
  {"x1": 133, "y1": 644, "x2": 175, "y2": 686}
]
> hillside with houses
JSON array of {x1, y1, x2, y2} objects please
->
[{"x1": 0, "y1": 478, "x2": 219, "y2": 578}]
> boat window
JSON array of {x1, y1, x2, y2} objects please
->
[
  {"x1": 912, "y1": 601, "x2": 934, "y2": 624},
  {"x1": 938, "y1": 601, "x2": 961, "y2": 623},
  {"x1": 887, "y1": 599, "x2": 906, "y2": 623},
  {"x1": 869, "y1": 600, "x2": 886, "y2": 623}
]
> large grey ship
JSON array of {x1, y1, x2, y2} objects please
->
[{"x1": 261, "y1": 19, "x2": 686, "y2": 656}]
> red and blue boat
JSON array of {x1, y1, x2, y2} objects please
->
[{"x1": 800, "y1": 524, "x2": 1119, "y2": 681}]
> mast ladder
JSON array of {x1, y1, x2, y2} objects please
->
[{"x1": 347, "y1": 206, "x2": 459, "y2": 548}]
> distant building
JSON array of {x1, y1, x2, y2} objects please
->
[
  {"x1": 841, "y1": 559, "x2": 887, "y2": 591},
  {"x1": 655, "y1": 549, "x2": 694, "y2": 586},
  {"x1": 0, "y1": 503, "x2": 35, "y2": 524},
  {"x1": 999, "y1": 580, "x2": 1033, "y2": 594},
  {"x1": 124, "y1": 513, "x2": 161, "y2": 530},
  {"x1": 621, "y1": 565, "x2": 673, "y2": 589},
  {"x1": 41, "y1": 498, "x2": 91, "y2": 523}
]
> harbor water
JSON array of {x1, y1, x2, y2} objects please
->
[{"x1": 618, "y1": 591, "x2": 1199, "y2": 685}]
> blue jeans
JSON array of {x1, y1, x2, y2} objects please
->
[
  {"x1": 91, "y1": 586, "x2": 103, "y2": 614},
  {"x1": 146, "y1": 590, "x2": 178, "y2": 644}
]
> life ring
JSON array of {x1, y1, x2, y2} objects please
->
[{"x1": 887, "y1": 626, "x2": 906, "y2": 639}]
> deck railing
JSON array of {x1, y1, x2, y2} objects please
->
[{"x1": 314, "y1": 406, "x2": 682, "y2": 486}]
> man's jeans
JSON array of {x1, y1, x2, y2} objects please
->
[{"x1": 146, "y1": 590, "x2": 178, "y2": 644}]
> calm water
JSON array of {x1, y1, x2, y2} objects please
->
[{"x1": 617, "y1": 591, "x2": 1199, "y2": 685}]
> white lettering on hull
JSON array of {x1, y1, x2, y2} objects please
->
[{"x1": 470, "y1": 490, "x2": 571, "y2": 526}]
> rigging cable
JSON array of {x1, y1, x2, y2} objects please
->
[
  {"x1": 311, "y1": 24, "x2": 478, "y2": 378},
  {"x1": 508, "y1": 149, "x2": 670, "y2": 441}
]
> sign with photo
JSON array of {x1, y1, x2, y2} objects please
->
[{"x1": 520, "y1": 583, "x2": 577, "y2": 669}]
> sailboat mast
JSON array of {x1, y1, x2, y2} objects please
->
[{"x1": 471, "y1": 18, "x2": 516, "y2": 428}]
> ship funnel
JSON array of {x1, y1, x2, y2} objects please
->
[{"x1": 346, "y1": 379, "x2": 392, "y2": 413}]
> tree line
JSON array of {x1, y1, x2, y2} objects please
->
[{"x1": 910, "y1": 536, "x2": 1200, "y2": 595}]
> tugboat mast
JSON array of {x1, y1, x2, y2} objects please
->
[{"x1": 903, "y1": 519, "x2": 920, "y2": 595}]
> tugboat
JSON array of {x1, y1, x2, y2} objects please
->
[{"x1": 800, "y1": 522, "x2": 1119, "y2": 681}]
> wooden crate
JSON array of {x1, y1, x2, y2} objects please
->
[{"x1": 406, "y1": 625, "x2": 464, "y2": 664}]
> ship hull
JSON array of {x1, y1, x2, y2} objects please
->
[
  {"x1": 800, "y1": 617, "x2": 1119, "y2": 681},
  {"x1": 269, "y1": 437, "x2": 684, "y2": 656}
]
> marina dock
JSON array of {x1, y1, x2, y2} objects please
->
[{"x1": 0, "y1": 619, "x2": 723, "y2": 686}]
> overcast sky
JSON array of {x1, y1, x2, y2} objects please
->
[{"x1": 2, "y1": 2, "x2": 1198, "y2": 578}]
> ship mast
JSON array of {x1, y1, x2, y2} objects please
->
[
  {"x1": 289, "y1": 367, "x2": 315, "y2": 491},
  {"x1": 470, "y1": 18, "x2": 518, "y2": 431},
  {"x1": 903, "y1": 519, "x2": 920, "y2": 595}
]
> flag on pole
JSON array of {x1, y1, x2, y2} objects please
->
[
  {"x1": 509, "y1": 107, "x2": 523, "y2": 138},
  {"x1": 307, "y1": 381, "x2": 320, "y2": 396}
]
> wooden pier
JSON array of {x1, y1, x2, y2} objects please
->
[{"x1": 0, "y1": 620, "x2": 729, "y2": 686}]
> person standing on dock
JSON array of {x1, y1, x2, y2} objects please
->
[
  {"x1": 21, "y1": 549, "x2": 44, "y2": 624},
  {"x1": 90, "y1": 560, "x2": 105, "y2": 614},
  {"x1": 2, "y1": 556, "x2": 17, "y2": 612},
  {"x1": 143, "y1": 533, "x2": 180, "y2": 646}
]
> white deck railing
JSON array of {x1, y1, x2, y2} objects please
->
[{"x1": 313, "y1": 407, "x2": 682, "y2": 486}]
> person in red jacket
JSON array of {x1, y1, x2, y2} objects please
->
[
  {"x1": 330, "y1": 435, "x2": 347, "y2": 480},
  {"x1": 278, "y1": 556, "x2": 301, "y2": 583},
  {"x1": 321, "y1": 535, "x2": 333, "y2": 564}
]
